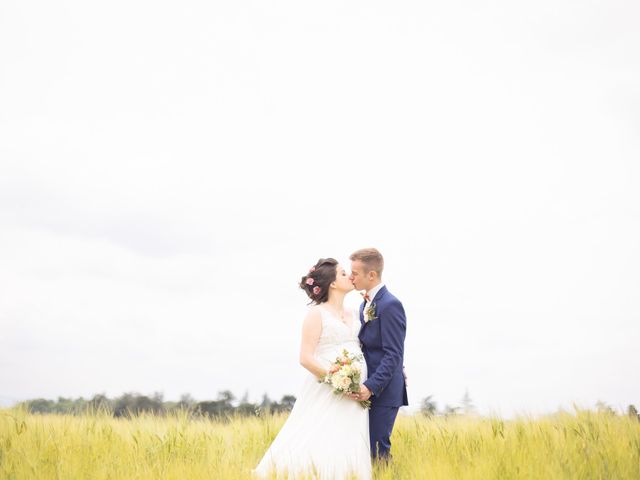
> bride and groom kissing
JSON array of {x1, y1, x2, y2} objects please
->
[{"x1": 254, "y1": 248, "x2": 408, "y2": 480}]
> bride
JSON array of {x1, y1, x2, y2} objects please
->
[{"x1": 253, "y1": 258, "x2": 372, "y2": 479}]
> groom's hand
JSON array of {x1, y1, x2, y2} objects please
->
[{"x1": 358, "y1": 385, "x2": 372, "y2": 401}]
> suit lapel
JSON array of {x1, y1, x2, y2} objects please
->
[
  {"x1": 371, "y1": 285, "x2": 388, "y2": 304},
  {"x1": 358, "y1": 301, "x2": 366, "y2": 340},
  {"x1": 360, "y1": 287, "x2": 387, "y2": 331},
  {"x1": 358, "y1": 286, "x2": 388, "y2": 340}
]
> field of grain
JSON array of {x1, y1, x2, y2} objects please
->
[{"x1": 1, "y1": 407, "x2": 639, "y2": 479}]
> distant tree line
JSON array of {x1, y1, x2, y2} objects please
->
[
  {"x1": 18, "y1": 390, "x2": 296, "y2": 419},
  {"x1": 419, "y1": 390, "x2": 640, "y2": 421},
  {"x1": 418, "y1": 389, "x2": 477, "y2": 418},
  {"x1": 16, "y1": 389, "x2": 639, "y2": 422}
]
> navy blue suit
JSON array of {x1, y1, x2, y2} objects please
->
[{"x1": 359, "y1": 285, "x2": 408, "y2": 460}]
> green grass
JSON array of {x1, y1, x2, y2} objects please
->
[{"x1": 1, "y1": 407, "x2": 639, "y2": 479}]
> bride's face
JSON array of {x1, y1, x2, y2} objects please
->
[{"x1": 332, "y1": 264, "x2": 354, "y2": 293}]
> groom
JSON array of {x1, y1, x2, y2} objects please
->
[{"x1": 349, "y1": 248, "x2": 408, "y2": 461}]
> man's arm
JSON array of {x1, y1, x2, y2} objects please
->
[{"x1": 363, "y1": 300, "x2": 406, "y2": 396}]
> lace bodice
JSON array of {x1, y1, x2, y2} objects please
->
[{"x1": 314, "y1": 306, "x2": 362, "y2": 363}]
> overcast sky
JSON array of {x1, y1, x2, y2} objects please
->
[{"x1": 1, "y1": 0, "x2": 639, "y2": 418}]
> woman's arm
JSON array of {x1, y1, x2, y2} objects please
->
[{"x1": 299, "y1": 308, "x2": 328, "y2": 379}]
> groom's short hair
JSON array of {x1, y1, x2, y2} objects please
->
[{"x1": 350, "y1": 248, "x2": 384, "y2": 276}]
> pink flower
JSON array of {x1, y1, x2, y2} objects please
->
[
  {"x1": 309, "y1": 266, "x2": 316, "y2": 273},
  {"x1": 313, "y1": 286, "x2": 321, "y2": 295},
  {"x1": 305, "y1": 278, "x2": 314, "y2": 286}
]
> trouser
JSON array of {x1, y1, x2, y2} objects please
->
[{"x1": 369, "y1": 405, "x2": 400, "y2": 460}]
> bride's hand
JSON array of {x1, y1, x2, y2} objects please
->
[{"x1": 347, "y1": 385, "x2": 371, "y2": 402}]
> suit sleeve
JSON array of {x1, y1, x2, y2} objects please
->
[{"x1": 363, "y1": 299, "x2": 406, "y2": 396}]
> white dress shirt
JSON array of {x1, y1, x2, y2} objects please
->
[{"x1": 364, "y1": 282, "x2": 385, "y2": 310}]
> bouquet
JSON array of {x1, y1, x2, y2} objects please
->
[{"x1": 320, "y1": 349, "x2": 371, "y2": 409}]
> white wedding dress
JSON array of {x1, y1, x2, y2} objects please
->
[{"x1": 253, "y1": 306, "x2": 371, "y2": 479}]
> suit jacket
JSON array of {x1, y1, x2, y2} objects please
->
[{"x1": 359, "y1": 285, "x2": 409, "y2": 407}]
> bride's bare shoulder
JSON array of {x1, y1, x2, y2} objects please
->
[
  {"x1": 305, "y1": 305, "x2": 323, "y2": 319},
  {"x1": 301, "y1": 305, "x2": 323, "y2": 330}
]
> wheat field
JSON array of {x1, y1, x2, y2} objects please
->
[{"x1": 1, "y1": 407, "x2": 639, "y2": 479}]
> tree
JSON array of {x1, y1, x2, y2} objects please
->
[
  {"x1": 461, "y1": 389, "x2": 475, "y2": 415},
  {"x1": 24, "y1": 398, "x2": 55, "y2": 413},
  {"x1": 152, "y1": 392, "x2": 164, "y2": 404},
  {"x1": 420, "y1": 395, "x2": 438, "y2": 417},
  {"x1": 217, "y1": 390, "x2": 236, "y2": 406},
  {"x1": 195, "y1": 390, "x2": 237, "y2": 418},
  {"x1": 236, "y1": 390, "x2": 257, "y2": 416},
  {"x1": 271, "y1": 395, "x2": 297, "y2": 413},
  {"x1": 443, "y1": 404, "x2": 460, "y2": 417},
  {"x1": 279, "y1": 395, "x2": 296, "y2": 411},
  {"x1": 260, "y1": 393, "x2": 273, "y2": 409},
  {"x1": 177, "y1": 393, "x2": 195, "y2": 409},
  {"x1": 88, "y1": 393, "x2": 112, "y2": 413},
  {"x1": 195, "y1": 400, "x2": 229, "y2": 417},
  {"x1": 113, "y1": 392, "x2": 164, "y2": 417},
  {"x1": 595, "y1": 400, "x2": 616, "y2": 415}
]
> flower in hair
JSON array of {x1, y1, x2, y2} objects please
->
[
  {"x1": 305, "y1": 278, "x2": 315, "y2": 286},
  {"x1": 309, "y1": 266, "x2": 316, "y2": 273},
  {"x1": 313, "y1": 286, "x2": 321, "y2": 295}
]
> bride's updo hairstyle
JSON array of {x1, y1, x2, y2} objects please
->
[{"x1": 299, "y1": 258, "x2": 338, "y2": 305}]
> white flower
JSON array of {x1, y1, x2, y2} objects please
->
[
  {"x1": 339, "y1": 376, "x2": 352, "y2": 391},
  {"x1": 331, "y1": 372, "x2": 347, "y2": 390}
]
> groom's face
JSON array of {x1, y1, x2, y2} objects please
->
[{"x1": 349, "y1": 260, "x2": 370, "y2": 291}]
